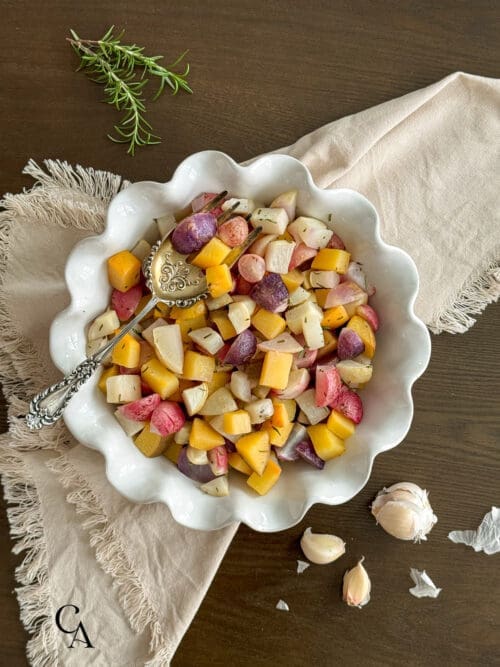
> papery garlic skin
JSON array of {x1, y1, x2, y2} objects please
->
[
  {"x1": 300, "y1": 527, "x2": 346, "y2": 564},
  {"x1": 343, "y1": 558, "x2": 371, "y2": 608},
  {"x1": 371, "y1": 482, "x2": 437, "y2": 542}
]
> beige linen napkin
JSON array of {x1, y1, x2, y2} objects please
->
[{"x1": 0, "y1": 71, "x2": 498, "y2": 666}]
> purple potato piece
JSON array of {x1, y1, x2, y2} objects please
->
[
  {"x1": 296, "y1": 439, "x2": 325, "y2": 469},
  {"x1": 224, "y1": 439, "x2": 237, "y2": 453},
  {"x1": 250, "y1": 273, "x2": 288, "y2": 313},
  {"x1": 275, "y1": 423, "x2": 308, "y2": 462},
  {"x1": 337, "y1": 328, "x2": 365, "y2": 360},
  {"x1": 224, "y1": 329, "x2": 257, "y2": 365},
  {"x1": 177, "y1": 446, "x2": 216, "y2": 483},
  {"x1": 171, "y1": 212, "x2": 217, "y2": 254}
]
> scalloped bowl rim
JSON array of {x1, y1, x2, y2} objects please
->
[{"x1": 50, "y1": 150, "x2": 431, "y2": 532}]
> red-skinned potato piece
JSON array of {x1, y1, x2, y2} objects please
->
[
  {"x1": 233, "y1": 274, "x2": 253, "y2": 295},
  {"x1": 273, "y1": 368, "x2": 311, "y2": 399},
  {"x1": 248, "y1": 234, "x2": 278, "y2": 257},
  {"x1": 327, "y1": 233, "x2": 346, "y2": 250},
  {"x1": 150, "y1": 401, "x2": 185, "y2": 436},
  {"x1": 224, "y1": 330, "x2": 257, "y2": 365},
  {"x1": 112, "y1": 285, "x2": 143, "y2": 321},
  {"x1": 208, "y1": 446, "x2": 229, "y2": 476},
  {"x1": 218, "y1": 216, "x2": 249, "y2": 247},
  {"x1": 288, "y1": 243, "x2": 318, "y2": 270},
  {"x1": 330, "y1": 385, "x2": 363, "y2": 424},
  {"x1": 118, "y1": 394, "x2": 161, "y2": 422},
  {"x1": 356, "y1": 304, "x2": 379, "y2": 332},
  {"x1": 171, "y1": 212, "x2": 217, "y2": 254},
  {"x1": 337, "y1": 328, "x2": 365, "y2": 360},
  {"x1": 296, "y1": 439, "x2": 325, "y2": 469},
  {"x1": 315, "y1": 364, "x2": 342, "y2": 407},
  {"x1": 324, "y1": 282, "x2": 367, "y2": 309}
]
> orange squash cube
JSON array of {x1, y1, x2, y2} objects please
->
[
  {"x1": 347, "y1": 315, "x2": 376, "y2": 358},
  {"x1": 327, "y1": 410, "x2": 356, "y2": 440},
  {"x1": 189, "y1": 417, "x2": 225, "y2": 450},
  {"x1": 206, "y1": 263, "x2": 233, "y2": 298},
  {"x1": 141, "y1": 358, "x2": 179, "y2": 399},
  {"x1": 228, "y1": 452, "x2": 253, "y2": 475},
  {"x1": 311, "y1": 248, "x2": 351, "y2": 273},
  {"x1": 134, "y1": 423, "x2": 168, "y2": 457},
  {"x1": 321, "y1": 305, "x2": 350, "y2": 329},
  {"x1": 247, "y1": 457, "x2": 282, "y2": 495},
  {"x1": 307, "y1": 424, "x2": 345, "y2": 461},
  {"x1": 251, "y1": 309, "x2": 286, "y2": 340},
  {"x1": 211, "y1": 310, "x2": 237, "y2": 340},
  {"x1": 182, "y1": 350, "x2": 215, "y2": 382},
  {"x1": 259, "y1": 350, "x2": 293, "y2": 390},
  {"x1": 236, "y1": 430, "x2": 270, "y2": 475},
  {"x1": 98, "y1": 365, "x2": 119, "y2": 394},
  {"x1": 107, "y1": 250, "x2": 142, "y2": 292},
  {"x1": 111, "y1": 334, "x2": 141, "y2": 368},
  {"x1": 192, "y1": 237, "x2": 231, "y2": 268},
  {"x1": 170, "y1": 301, "x2": 207, "y2": 320}
]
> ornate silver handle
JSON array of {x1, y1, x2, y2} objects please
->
[{"x1": 25, "y1": 297, "x2": 159, "y2": 430}]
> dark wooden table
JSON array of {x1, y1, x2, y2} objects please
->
[{"x1": 1, "y1": 1, "x2": 499, "y2": 665}]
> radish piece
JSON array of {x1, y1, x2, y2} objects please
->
[
  {"x1": 238, "y1": 254, "x2": 266, "y2": 283},
  {"x1": 309, "y1": 271, "x2": 340, "y2": 289},
  {"x1": 327, "y1": 233, "x2": 346, "y2": 250},
  {"x1": 208, "y1": 446, "x2": 228, "y2": 476},
  {"x1": 330, "y1": 385, "x2": 363, "y2": 424},
  {"x1": 230, "y1": 371, "x2": 252, "y2": 402},
  {"x1": 200, "y1": 476, "x2": 229, "y2": 496},
  {"x1": 345, "y1": 261, "x2": 367, "y2": 290},
  {"x1": 114, "y1": 410, "x2": 145, "y2": 437},
  {"x1": 233, "y1": 274, "x2": 253, "y2": 295},
  {"x1": 245, "y1": 398, "x2": 274, "y2": 424},
  {"x1": 270, "y1": 190, "x2": 297, "y2": 221},
  {"x1": 150, "y1": 401, "x2": 185, "y2": 436},
  {"x1": 296, "y1": 389, "x2": 329, "y2": 425},
  {"x1": 218, "y1": 216, "x2": 249, "y2": 247},
  {"x1": 315, "y1": 365, "x2": 342, "y2": 407},
  {"x1": 294, "y1": 347, "x2": 318, "y2": 369},
  {"x1": 250, "y1": 207, "x2": 289, "y2": 235},
  {"x1": 273, "y1": 368, "x2": 311, "y2": 399},
  {"x1": 177, "y1": 447, "x2": 216, "y2": 483},
  {"x1": 297, "y1": 440, "x2": 325, "y2": 469},
  {"x1": 337, "y1": 328, "x2": 365, "y2": 360},
  {"x1": 324, "y1": 282, "x2": 368, "y2": 309},
  {"x1": 250, "y1": 274, "x2": 288, "y2": 313},
  {"x1": 222, "y1": 197, "x2": 258, "y2": 215},
  {"x1": 258, "y1": 332, "x2": 304, "y2": 354},
  {"x1": 224, "y1": 330, "x2": 257, "y2": 365},
  {"x1": 191, "y1": 192, "x2": 224, "y2": 217},
  {"x1": 275, "y1": 423, "x2": 307, "y2": 462},
  {"x1": 265, "y1": 240, "x2": 296, "y2": 274},
  {"x1": 118, "y1": 393, "x2": 161, "y2": 422},
  {"x1": 248, "y1": 233, "x2": 278, "y2": 257},
  {"x1": 142, "y1": 318, "x2": 168, "y2": 346},
  {"x1": 356, "y1": 304, "x2": 380, "y2": 332},
  {"x1": 111, "y1": 285, "x2": 143, "y2": 321},
  {"x1": 288, "y1": 243, "x2": 318, "y2": 270},
  {"x1": 88, "y1": 310, "x2": 120, "y2": 340}
]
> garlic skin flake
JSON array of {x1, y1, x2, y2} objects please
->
[
  {"x1": 276, "y1": 599, "x2": 289, "y2": 611},
  {"x1": 296, "y1": 559, "x2": 310, "y2": 574},
  {"x1": 409, "y1": 568, "x2": 442, "y2": 599},
  {"x1": 300, "y1": 527, "x2": 346, "y2": 564},
  {"x1": 371, "y1": 481, "x2": 437, "y2": 542},
  {"x1": 448, "y1": 506, "x2": 500, "y2": 555},
  {"x1": 343, "y1": 558, "x2": 371, "y2": 608}
]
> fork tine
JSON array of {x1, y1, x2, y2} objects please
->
[
  {"x1": 225, "y1": 226, "x2": 262, "y2": 268},
  {"x1": 217, "y1": 201, "x2": 240, "y2": 225},
  {"x1": 200, "y1": 190, "x2": 228, "y2": 213}
]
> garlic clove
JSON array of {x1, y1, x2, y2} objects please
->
[
  {"x1": 343, "y1": 558, "x2": 371, "y2": 608},
  {"x1": 300, "y1": 527, "x2": 346, "y2": 564},
  {"x1": 371, "y1": 481, "x2": 437, "y2": 542}
]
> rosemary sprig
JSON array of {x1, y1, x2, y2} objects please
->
[{"x1": 68, "y1": 26, "x2": 192, "y2": 155}]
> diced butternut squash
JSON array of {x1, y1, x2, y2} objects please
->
[
  {"x1": 317, "y1": 330, "x2": 338, "y2": 359},
  {"x1": 141, "y1": 358, "x2": 179, "y2": 399},
  {"x1": 270, "y1": 401, "x2": 289, "y2": 428},
  {"x1": 251, "y1": 309, "x2": 286, "y2": 340},
  {"x1": 192, "y1": 237, "x2": 231, "y2": 268},
  {"x1": 322, "y1": 305, "x2": 350, "y2": 329},
  {"x1": 282, "y1": 269, "x2": 305, "y2": 293},
  {"x1": 327, "y1": 410, "x2": 356, "y2": 439},
  {"x1": 170, "y1": 301, "x2": 207, "y2": 320},
  {"x1": 307, "y1": 424, "x2": 345, "y2": 461},
  {"x1": 228, "y1": 452, "x2": 253, "y2": 475},
  {"x1": 111, "y1": 334, "x2": 141, "y2": 368},
  {"x1": 347, "y1": 315, "x2": 376, "y2": 358},
  {"x1": 182, "y1": 350, "x2": 215, "y2": 382},
  {"x1": 205, "y1": 371, "x2": 230, "y2": 395},
  {"x1": 247, "y1": 457, "x2": 282, "y2": 495},
  {"x1": 134, "y1": 423, "x2": 168, "y2": 457},
  {"x1": 315, "y1": 288, "x2": 330, "y2": 308},
  {"x1": 211, "y1": 310, "x2": 237, "y2": 340},
  {"x1": 267, "y1": 421, "x2": 293, "y2": 447},
  {"x1": 311, "y1": 248, "x2": 351, "y2": 273},
  {"x1": 155, "y1": 302, "x2": 170, "y2": 317},
  {"x1": 236, "y1": 430, "x2": 270, "y2": 475},
  {"x1": 107, "y1": 250, "x2": 142, "y2": 292},
  {"x1": 259, "y1": 350, "x2": 293, "y2": 390},
  {"x1": 206, "y1": 263, "x2": 233, "y2": 298},
  {"x1": 189, "y1": 417, "x2": 225, "y2": 450},
  {"x1": 178, "y1": 315, "x2": 209, "y2": 342},
  {"x1": 98, "y1": 365, "x2": 119, "y2": 394},
  {"x1": 163, "y1": 441, "x2": 183, "y2": 464},
  {"x1": 223, "y1": 410, "x2": 252, "y2": 435}
]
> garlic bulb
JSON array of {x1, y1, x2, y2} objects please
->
[
  {"x1": 300, "y1": 527, "x2": 346, "y2": 564},
  {"x1": 371, "y1": 481, "x2": 437, "y2": 542},
  {"x1": 343, "y1": 558, "x2": 371, "y2": 608}
]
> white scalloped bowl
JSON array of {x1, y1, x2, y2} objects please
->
[{"x1": 50, "y1": 150, "x2": 431, "y2": 532}]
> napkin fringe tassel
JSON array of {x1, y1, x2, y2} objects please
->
[
  {"x1": 430, "y1": 256, "x2": 500, "y2": 334},
  {"x1": 0, "y1": 445, "x2": 58, "y2": 667},
  {"x1": 47, "y1": 454, "x2": 176, "y2": 665}
]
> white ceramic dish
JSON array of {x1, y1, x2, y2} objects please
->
[{"x1": 50, "y1": 150, "x2": 431, "y2": 532}]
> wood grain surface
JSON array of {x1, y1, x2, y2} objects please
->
[{"x1": 1, "y1": 1, "x2": 498, "y2": 665}]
